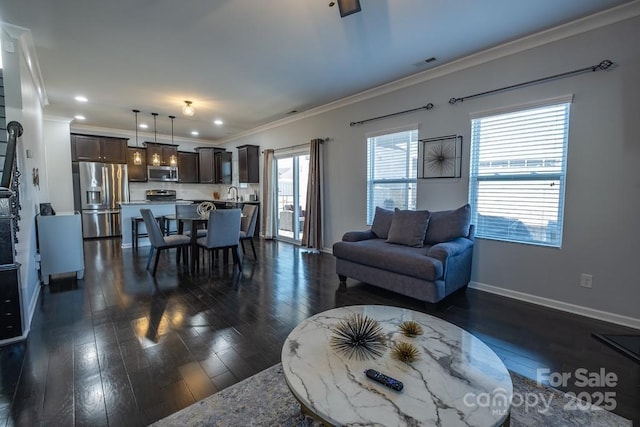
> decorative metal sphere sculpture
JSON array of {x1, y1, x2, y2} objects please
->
[{"x1": 330, "y1": 314, "x2": 386, "y2": 360}]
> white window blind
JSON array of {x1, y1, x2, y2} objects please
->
[
  {"x1": 366, "y1": 129, "x2": 418, "y2": 224},
  {"x1": 469, "y1": 101, "x2": 570, "y2": 247}
]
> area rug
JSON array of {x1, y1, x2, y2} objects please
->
[{"x1": 150, "y1": 363, "x2": 631, "y2": 426}]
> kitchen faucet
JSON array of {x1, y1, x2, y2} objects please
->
[{"x1": 227, "y1": 186, "x2": 238, "y2": 202}]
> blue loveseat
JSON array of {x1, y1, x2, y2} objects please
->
[{"x1": 332, "y1": 204, "x2": 474, "y2": 304}]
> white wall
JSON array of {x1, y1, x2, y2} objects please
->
[
  {"x1": 1, "y1": 25, "x2": 48, "y2": 335},
  {"x1": 43, "y1": 119, "x2": 73, "y2": 211},
  {"x1": 218, "y1": 15, "x2": 640, "y2": 323}
]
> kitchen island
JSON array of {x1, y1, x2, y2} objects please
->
[{"x1": 120, "y1": 200, "x2": 192, "y2": 249}]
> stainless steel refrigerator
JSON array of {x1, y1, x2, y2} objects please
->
[{"x1": 78, "y1": 162, "x2": 129, "y2": 238}]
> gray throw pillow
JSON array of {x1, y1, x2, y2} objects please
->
[
  {"x1": 424, "y1": 204, "x2": 471, "y2": 244},
  {"x1": 371, "y1": 207, "x2": 394, "y2": 239},
  {"x1": 386, "y1": 209, "x2": 430, "y2": 247}
]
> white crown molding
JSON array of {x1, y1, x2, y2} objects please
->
[
  {"x1": 469, "y1": 281, "x2": 640, "y2": 330},
  {"x1": 217, "y1": 0, "x2": 640, "y2": 145},
  {"x1": 69, "y1": 123, "x2": 221, "y2": 147},
  {"x1": 43, "y1": 115, "x2": 72, "y2": 124},
  {"x1": 1, "y1": 22, "x2": 49, "y2": 108}
]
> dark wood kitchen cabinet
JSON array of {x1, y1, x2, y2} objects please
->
[
  {"x1": 178, "y1": 151, "x2": 199, "y2": 183},
  {"x1": 145, "y1": 142, "x2": 178, "y2": 166},
  {"x1": 196, "y1": 147, "x2": 215, "y2": 183},
  {"x1": 215, "y1": 150, "x2": 232, "y2": 184},
  {"x1": 196, "y1": 147, "x2": 231, "y2": 184},
  {"x1": 237, "y1": 144, "x2": 259, "y2": 183},
  {"x1": 127, "y1": 147, "x2": 147, "y2": 182},
  {"x1": 71, "y1": 134, "x2": 128, "y2": 163}
]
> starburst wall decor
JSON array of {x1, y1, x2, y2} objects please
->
[
  {"x1": 330, "y1": 314, "x2": 386, "y2": 360},
  {"x1": 420, "y1": 135, "x2": 462, "y2": 179}
]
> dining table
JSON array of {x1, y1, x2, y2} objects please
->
[
  {"x1": 167, "y1": 213, "x2": 208, "y2": 274},
  {"x1": 169, "y1": 210, "x2": 245, "y2": 274}
]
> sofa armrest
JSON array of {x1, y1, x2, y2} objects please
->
[
  {"x1": 427, "y1": 237, "x2": 474, "y2": 264},
  {"x1": 342, "y1": 230, "x2": 377, "y2": 242}
]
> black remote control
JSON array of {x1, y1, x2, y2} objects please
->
[{"x1": 364, "y1": 369, "x2": 403, "y2": 391}]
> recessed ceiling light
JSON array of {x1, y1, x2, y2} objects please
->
[
  {"x1": 191, "y1": 131, "x2": 199, "y2": 136},
  {"x1": 213, "y1": 119, "x2": 223, "y2": 126},
  {"x1": 139, "y1": 123, "x2": 148, "y2": 129},
  {"x1": 74, "y1": 115, "x2": 86, "y2": 120},
  {"x1": 75, "y1": 95, "x2": 88, "y2": 102}
]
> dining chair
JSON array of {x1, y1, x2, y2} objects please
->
[
  {"x1": 196, "y1": 208, "x2": 243, "y2": 273},
  {"x1": 175, "y1": 203, "x2": 208, "y2": 237},
  {"x1": 140, "y1": 208, "x2": 191, "y2": 276},
  {"x1": 172, "y1": 204, "x2": 204, "y2": 265},
  {"x1": 240, "y1": 204, "x2": 259, "y2": 259}
]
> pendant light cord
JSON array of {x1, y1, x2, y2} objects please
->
[
  {"x1": 169, "y1": 115, "x2": 175, "y2": 144},
  {"x1": 132, "y1": 109, "x2": 140, "y2": 148},
  {"x1": 152, "y1": 112, "x2": 158, "y2": 142}
]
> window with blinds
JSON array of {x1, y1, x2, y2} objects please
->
[
  {"x1": 366, "y1": 128, "x2": 418, "y2": 224},
  {"x1": 469, "y1": 99, "x2": 571, "y2": 247}
]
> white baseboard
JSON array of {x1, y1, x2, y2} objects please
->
[
  {"x1": 469, "y1": 281, "x2": 640, "y2": 330},
  {"x1": 22, "y1": 279, "x2": 42, "y2": 338}
]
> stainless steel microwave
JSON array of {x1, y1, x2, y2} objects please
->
[{"x1": 147, "y1": 165, "x2": 178, "y2": 182}]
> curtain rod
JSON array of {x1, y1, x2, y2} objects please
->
[
  {"x1": 262, "y1": 139, "x2": 327, "y2": 154},
  {"x1": 449, "y1": 59, "x2": 614, "y2": 105},
  {"x1": 350, "y1": 103, "x2": 434, "y2": 127}
]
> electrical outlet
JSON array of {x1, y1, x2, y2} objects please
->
[
  {"x1": 3, "y1": 41, "x2": 15, "y2": 53},
  {"x1": 580, "y1": 273, "x2": 593, "y2": 288}
]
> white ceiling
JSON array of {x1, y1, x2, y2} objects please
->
[{"x1": 0, "y1": 0, "x2": 634, "y2": 143}]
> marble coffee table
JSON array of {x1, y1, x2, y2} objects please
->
[{"x1": 281, "y1": 305, "x2": 512, "y2": 426}]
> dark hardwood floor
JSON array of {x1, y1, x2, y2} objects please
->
[{"x1": 0, "y1": 238, "x2": 638, "y2": 426}]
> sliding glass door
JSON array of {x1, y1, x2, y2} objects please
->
[{"x1": 276, "y1": 152, "x2": 309, "y2": 243}]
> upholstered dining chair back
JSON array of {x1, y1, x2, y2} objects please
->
[
  {"x1": 241, "y1": 204, "x2": 258, "y2": 236},
  {"x1": 141, "y1": 208, "x2": 166, "y2": 248},
  {"x1": 140, "y1": 208, "x2": 191, "y2": 276},
  {"x1": 175, "y1": 203, "x2": 199, "y2": 233},
  {"x1": 240, "y1": 204, "x2": 259, "y2": 259},
  {"x1": 205, "y1": 209, "x2": 242, "y2": 248}
]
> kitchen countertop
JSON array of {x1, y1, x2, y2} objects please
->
[
  {"x1": 119, "y1": 199, "x2": 259, "y2": 206},
  {"x1": 188, "y1": 199, "x2": 260, "y2": 205},
  {"x1": 119, "y1": 200, "x2": 193, "y2": 205}
]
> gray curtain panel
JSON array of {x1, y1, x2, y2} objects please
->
[
  {"x1": 261, "y1": 149, "x2": 277, "y2": 239},
  {"x1": 301, "y1": 139, "x2": 323, "y2": 250}
]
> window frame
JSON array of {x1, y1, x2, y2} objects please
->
[
  {"x1": 468, "y1": 95, "x2": 573, "y2": 247},
  {"x1": 366, "y1": 126, "x2": 419, "y2": 225}
]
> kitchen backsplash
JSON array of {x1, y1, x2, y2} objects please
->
[{"x1": 129, "y1": 182, "x2": 260, "y2": 202}]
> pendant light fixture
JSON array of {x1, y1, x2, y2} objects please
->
[
  {"x1": 151, "y1": 112, "x2": 161, "y2": 166},
  {"x1": 132, "y1": 109, "x2": 142, "y2": 165},
  {"x1": 182, "y1": 100, "x2": 195, "y2": 116},
  {"x1": 169, "y1": 115, "x2": 177, "y2": 166}
]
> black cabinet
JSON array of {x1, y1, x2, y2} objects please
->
[
  {"x1": 196, "y1": 147, "x2": 216, "y2": 183},
  {"x1": 127, "y1": 147, "x2": 147, "y2": 182},
  {"x1": 196, "y1": 147, "x2": 232, "y2": 184},
  {"x1": 71, "y1": 134, "x2": 128, "y2": 163},
  {"x1": 178, "y1": 152, "x2": 199, "y2": 183},
  {"x1": 215, "y1": 151, "x2": 232, "y2": 184},
  {"x1": 238, "y1": 145, "x2": 259, "y2": 183},
  {"x1": 145, "y1": 142, "x2": 178, "y2": 167}
]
